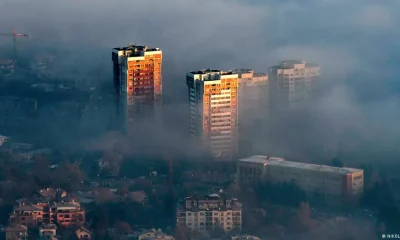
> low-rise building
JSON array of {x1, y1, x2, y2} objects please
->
[
  {"x1": 51, "y1": 202, "x2": 85, "y2": 228},
  {"x1": 0, "y1": 135, "x2": 8, "y2": 146},
  {"x1": 237, "y1": 155, "x2": 364, "y2": 198},
  {"x1": 231, "y1": 235, "x2": 261, "y2": 240},
  {"x1": 75, "y1": 226, "x2": 92, "y2": 240},
  {"x1": 177, "y1": 194, "x2": 242, "y2": 232},
  {"x1": 39, "y1": 224, "x2": 57, "y2": 238},
  {"x1": 10, "y1": 204, "x2": 44, "y2": 227},
  {"x1": 10, "y1": 201, "x2": 85, "y2": 228},
  {"x1": 138, "y1": 229, "x2": 174, "y2": 240},
  {"x1": 4, "y1": 224, "x2": 28, "y2": 240}
]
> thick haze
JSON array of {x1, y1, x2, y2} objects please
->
[{"x1": 1, "y1": 0, "x2": 400, "y2": 167}]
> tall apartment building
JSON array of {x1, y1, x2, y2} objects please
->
[
  {"x1": 233, "y1": 69, "x2": 269, "y2": 122},
  {"x1": 237, "y1": 155, "x2": 364, "y2": 198},
  {"x1": 268, "y1": 60, "x2": 320, "y2": 110},
  {"x1": 176, "y1": 194, "x2": 242, "y2": 232},
  {"x1": 112, "y1": 44, "x2": 162, "y2": 129},
  {"x1": 186, "y1": 69, "x2": 239, "y2": 160},
  {"x1": 232, "y1": 69, "x2": 268, "y2": 149}
]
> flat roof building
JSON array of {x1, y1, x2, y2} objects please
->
[
  {"x1": 177, "y1": 193, "x2": 242, "y2": 232},
  {"x1": 237, "y1": 155, "x2": 364, "y2": 198},
  {"x1": 138, "y1": 229, "x2": 175, "y2": 240},
  {"x1": 4, "y1": 224, "x2": 28, "y2": 240}
]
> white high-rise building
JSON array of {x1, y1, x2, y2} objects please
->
[
  {"x1": 268, "y1": 60, "x2": 320, "y2": 109},
  {"x1": 232, "y1": 69, "x2": 269, "y2": 151}
]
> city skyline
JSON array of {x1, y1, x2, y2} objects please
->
[{"x1": 1, "y1": 0, "x2": 400, "y2": 238}]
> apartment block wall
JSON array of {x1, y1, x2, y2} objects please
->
[
  {"x1": 269, "y1": 61, "x2": 320, "y2": 110},
  {"x1": 177, "y1": 195, "x2": 242, "y2": 232},
  {"x1": 237, "y1": 159, "x2": 364, "y2": 198},
  {"x1": 235, "y1": 70, "x2": 269, "y2": 150},
  {"x1": 10, "y1": 202, "x2": 85, "y2": 228}
]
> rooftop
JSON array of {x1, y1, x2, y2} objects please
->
[
  {"x1": 185, "y1": 193, "x2": 229, "y2": 201},
  {"x1": 231, "y1": 69, "x2": 254, "y2": 74},
  {"x1": 189, "y1": 69, "x2": 221, "y2": 75},
  {"x1": 238, "y1": 155, "x2": 362, "y2": 175},
  {"x1": 113, "y1": 44, "x2": 161, "y2": 56},
  {"x1": 253, "y1": 72, "x2": 268, "y2": 77},
  {"x1": 76, "y1": 226, "x2": 92, "y2": 234},
  {"x1": 51, "y1": 201, "x2": 81, "y2": 209},
  {"x1": 270, "y1": 60, "x2": 319, "y2": 70},
  {"x1": 15, "y1": 204, "x2": 43, "y2": 212},
  {"x1": 139, "y1": 229, "x2": 174, "y2": 240},
  {"x1": 5, "y1": 224, "x2": 27, "y2": 232},
  {"x1": 232, "y1": 235, "x2": 261, "y2": 240},
  {"x1": 40, "y1": 224, "x2": 57, "y2": 230},
  {"x1": 281, "y1": 60, "x2": 306, "y2": 65},
  {"x1": 189, "y1": 69, "x2": 238, "y2": 77}
]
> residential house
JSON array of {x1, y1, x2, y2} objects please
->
[
  {"x1": 75, "y1": 226, "x2": 92, "y2": 240},
  {"x1": 4, "y1": 224, "x2": 28, "y2": 240},
  {"x1": 138, "y1": 229, "x2": 175, "y2": 240},
  {"x1": 10, "y1": 204, "x2": 44, "y2": 227},
  {"x1": 39, "y1": 224, "x2": 57, "y2": 238}
]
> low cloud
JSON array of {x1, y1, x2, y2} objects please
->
[{"x1": 1, "y1": 0, "x2": 400, "y2": 165}]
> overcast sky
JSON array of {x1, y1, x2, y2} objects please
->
[
  {"x1": 1, "y1": 0, "x2": 399, "y2": 72},
  {"x1": 1, "y1": 0, "x2": 400, "y2": 165}
]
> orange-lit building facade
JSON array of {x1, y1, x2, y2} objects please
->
[
  {"x1": 112, "y1": 44, "x2": 162, "y2": 130},
  {"x1": 10, "y1": 202, "x2": 85, "y2": 228},
  {"x1": 186, "y1": 69, "x2": 239, "y2": 160},
  {"x1": 52, "y1": 202, "x2": 85, "y2": 228},
  {"x1": 9, "y1": 205, "x2": 44, "y2": 228}
]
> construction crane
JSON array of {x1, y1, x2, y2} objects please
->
[{"x1": 0, "y1": 27, "x2": 30, "y2": 63}]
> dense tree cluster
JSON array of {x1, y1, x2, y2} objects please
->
[{"x1": 0, "y1": 151, "x2": 86, "y2": 224}]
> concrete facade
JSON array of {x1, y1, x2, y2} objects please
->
[{"x1": 237, "y1": 155, "x2": 364, "y2": 198}]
